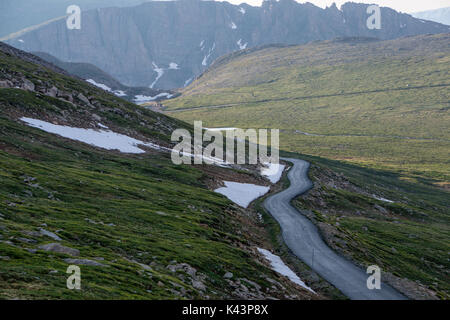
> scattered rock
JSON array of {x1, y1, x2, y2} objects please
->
[
  {"x1": 24, "y1": 230, "x2": 41, "y2": 237},
  {"x1": 17, "y1": 237, "x2": 36, "y2": 244},
  {"x1": 39, "y1": 228, "x2": 62, "y2": 241},
  {"x1": 224, "y1": 272, "x2": 233, "y2": 279},
  {"x1": 22, "y1": 79, "x2": 35, "y2": 91},
  {"x1": 0, "y1": 80, "x2": 13, "y2": 88},
  {"x1": 85, "y1": 218, "x2": 97, "y2": 224},
  {"x1": 374, "y1": 204, "x2": 388, "y2": 214},
  {"x1": 0, "y1": 256, "x2": 11, "y2": 260},
  {"x1": 64, "y1": 258, "x2": 107, "y2": 267},
  {"x1": 167, "y1": 263, "x2": 197, "y2": 277},
  {"x1": 38, "y1": 243, "x2": 80, "y2": 256},
  {"x1": 77, "y1": 93, "x2": 91, "y2": 106},
  {"x1": 47, "y1": 86, "x2": 58, "y2": 97},
  {"x1": 192, "y1": 280, "x2": 206, "y2": 291}
]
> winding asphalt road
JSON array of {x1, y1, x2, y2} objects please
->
[{"x1": 263, "y1": 158, "x2": 406, "y2": 300}]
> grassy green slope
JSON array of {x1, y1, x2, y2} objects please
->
[
  {"x1": 163, "y1": 34, "x2": 450, "y2": 298},
  {"x1": 0, "y1": 48, "x2": 313, "y2": 299},
  {"x1": 165, "y1": 34, "x2": 450, "y2": 185}
]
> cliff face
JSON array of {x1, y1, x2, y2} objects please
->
[{"x1": 7, "y1": 0, "x2": 450, "y2": 89}]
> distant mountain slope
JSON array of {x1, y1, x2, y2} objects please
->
[
  {"x1": 32, "y1": 52, "x2": 175, "y2": 103},
  {"x1": 0, "y1": 0, "x2": 151, "y2": 38},
  {"x1": 6, "y1": 0, "x2": 450, "y2": 89},
  {"x1": 412, "y1": 7, "x2": 450, "y2": 26}
]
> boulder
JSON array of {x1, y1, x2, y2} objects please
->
[
  {"x1": 38, "y1": 243, "x2": 79, "y2": 256},
  {"x1": 64, "y1": 258, "x2": 107, "y2": 267},
  {"x1": 22, "y1": 79, "x2": 35, "y2": 91}
]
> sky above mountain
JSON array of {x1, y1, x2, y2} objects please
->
[{"x1": 224, "y1": 0, "x2": 450, "y2": 13}]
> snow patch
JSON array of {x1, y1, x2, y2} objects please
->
[
  {"x1": 150, "y1": 62, "x2": 164, "y2": 88},
  {"x1": 261, "y1": 163, "x2": 285, "y2": 184},
  {"x1": 204, "y1": 127, "x2": 238, "y2": 132},
  {"x1": 20, "y1": 117, "x2": 164, "y2": 154},
  {"x1": 239, "y1": 7, "x2": 246, "y2": 14},
  {"x1": 86, "y1": 79, "x2": 126, "y2": 97},
  {"x1": 86, "y1": 79, "x2": 112, "y2": 92},
  {"x1": 133, "y1": 92, "x2": 173, "y2": 104},
  {"x1": 113, "y1": 90, "x2": 127, "y2": 97},
  {"x1": 202, "y1": 43, "x2": 216, "y2": 66},
  {"x1": 184, "y1": 76, "x2": 194, "y2": 87},
  {"x1": 18, "y1": 39, "x2": 24, "y2": 43},
  {"x1": 373, "y1": 195, "x2": 394, "y2": 203},
  {"x1": 169, "y1": 62, "x2": 179, "y2": 70},
  {"x1": 237, "y1": 39, "x2": 248, "y2": 50},
  {"x1": 257, "y1": 248, "x2": 315, "y2": 293},
  {"x1": 229, "y1": 21, "x2": 237, "y2": 29},
  {"x1": 215, "y1": 181, "x2": 269, "y2": 208}
]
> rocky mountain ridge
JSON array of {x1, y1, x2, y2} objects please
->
[{"x1": 7, "y1": 0, "x2": 450, "y2": 89}]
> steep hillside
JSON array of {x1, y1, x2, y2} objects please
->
[
  {"x1": 0, "y1": 0, "x2": 151, "y2": 38},
  {"x1": 0, "y1": 42, "x2": 320, "y2": 299},
  {"x1": 6, "y1": 0, "x2": 449, "y2": 89},
  {"x1": 32, "y1": 52, "x2": 176, "y2": 103},
  {"x1": 165, "y1": 34, "x2": 450, "y2": 185}
]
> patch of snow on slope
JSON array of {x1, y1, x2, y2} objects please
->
[
  {"x1": 169, "y1": 62, "x2": 179, "y2": 70},
  {"x1": 133, "y1": 93, "x2": 173, "y2": 104},
  {"x1": 184, "y1": 76, "x2": 194, "y2": 87},
  {"x1": 20, "y1": 117, "x2": 163, "y2": 154},
  {"x1": 200, "y1": 40, "x2": 205, "y2": 50},
  {"x1": 150, "y1": 62, "x2": 164, "y2": 88},
  {"x1": 261, "y1": 163, "x2": 285, "y2": 184},
  {"x1": 204, "y1": 127, "x2": 238, "y2": 132},
  {"x1": 202, "y1": 43, "x2": 216, "y2": 66},
  {"x1": 86, "y1": 79, "x2": 112, "y2": 92},
  {"x1": 237, "y1": 39, "x2": 248, "y2": 50},
  {"x1": 372, "y1": 195, "x2": 394, "y2": 203},
  {"x1": 86, "y1": 79, "x2": 126, "y2": 97},
  {"x1": 113, "y1": 90, "x2": 127, "y2": 97},
  {"x1": 18, "y1": 39, "x2": 24, "y2": 43},
  {"x1": 229, "y1": 22, "x2": 237, "y2": 29},
  {"x1": 215, "y1": 181, "x2": 269, "y2": 208},
  {"x1": 239, "y1": 7, "x2": 246, "y2": 14},
  {"x1": 257, "y1": 248, "x2": 315, "y2": 293}
]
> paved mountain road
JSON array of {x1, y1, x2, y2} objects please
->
[{"x1": 263, "y1": 158, "x2": 407, "y2": 300}]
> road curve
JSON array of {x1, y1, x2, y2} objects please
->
[{"x1": 263, "y1": 158, "x2": 406, "y2": 300}]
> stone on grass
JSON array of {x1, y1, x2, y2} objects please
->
[{"x1": 38, "y1": 243, "x2": 79, "y2": 256}]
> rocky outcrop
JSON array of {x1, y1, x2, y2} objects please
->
[
  {"x1": 38, "y1": 243, "x2": 80, "y2": 256},
  {"x1": 7, "y1": 0, "x2": 449, "y2": 89}
]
